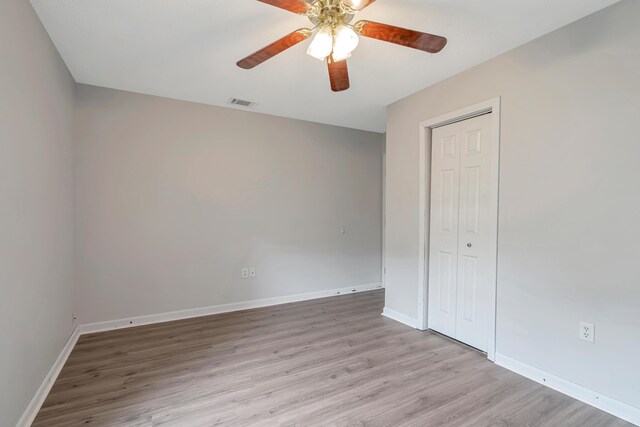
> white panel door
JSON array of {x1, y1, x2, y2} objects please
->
[
  {"x1": 427, "y1": 124, "x2": 460, "y2": 338},
  {"x1": 454, "y1": 114, "x2": 493, "y2": 351},
  {"x1": 428, "y1": 114, "x2": 494, "y2": 352}
]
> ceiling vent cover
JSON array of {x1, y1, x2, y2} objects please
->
[{"x1": 228, "y1": 98, "x2": 256, "y2": 108}]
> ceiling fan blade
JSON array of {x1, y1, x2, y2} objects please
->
[
  {"x1": 354, "y1": 20, "x2": 447, "y2": 53},
  {"x1": 327, "y1": 55, "x2": 350, "y2": 92},
  {"x1": 237, "y1": 29, "x2": 311, "y2": 69},
  {"x1": 257, "y1": 0, "x2": 310, "y2": 14},
  {"x1": 342, "y1": 0, "x2": 376, "y2": 11}
]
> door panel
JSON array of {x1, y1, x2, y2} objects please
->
[
  {"x1": 438, "y1": 251, "x2": 454, "y2": 314},
  {"x1": 440, "y1": 169, "x2": 456, "y2": 232},
  {"x1": 428, "y1": 113, "x2": 494, "y2": 353},
  {"x1": 460, "y1": 255, "x2": 478, "y2": 322},
  {"x1": 465, "y1": 129, "x2": 482, "y2": 155},
  {"x1": 463, "y1": 166, "x2": 481, "y2": 235},
  {"x1": 441, "y1": 135, "x2": 456, "y2": 159},
  {"x1": 455, "y1": 114, "x2": 492, "y2": 352},
  {"x1": 427, "y1": 126, "x2": 460, "y2": 337}
]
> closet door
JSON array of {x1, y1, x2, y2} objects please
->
[
  {"x1": 427, "y1": 122, "x2": 461, "y2": 338},
  {"x1": 427, "y1": 114, "x2": 493, "y2": 353},
  {"x1": 454, "y1": 114, "x2": 493, "y2": 352}
]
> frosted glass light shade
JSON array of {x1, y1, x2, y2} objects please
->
[
  {"x1": 332, "y1": 25, "x2": 359, "y2": 61},
  {"x1": 307, "y1": 27, "x2": 333, "y2": 61}
]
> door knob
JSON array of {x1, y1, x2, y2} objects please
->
[{"x1": 467, "y1": 243, "x2": 472, "y2": 248}]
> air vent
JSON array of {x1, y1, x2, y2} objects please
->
[{"x1": 228, "y1": 98, "x2": 256, "y2": 108}]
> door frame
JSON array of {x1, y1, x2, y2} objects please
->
[
  {"x1": 417, "y1": 97, "x2": 501, "y2": 361},
  {"x1": 382, "y1": 153, "x2": 386, "y2": 288}
]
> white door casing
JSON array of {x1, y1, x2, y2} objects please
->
[{"x1": 418, "y1": 97, "x2": 500, "y2": 360}]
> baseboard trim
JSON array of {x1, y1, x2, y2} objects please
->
[
  {"x1": 382, "y1": 307, "x2": 418, "y2": 329},
  {"x1": 80, "y1": 283, "x2": 383, "y2": 334},
  {"x1": 16, "y1": 327, "x2": 80, "y2": 427},
  {"x1": 495, "y1": 353, "x2": 640, "y2": 426}
]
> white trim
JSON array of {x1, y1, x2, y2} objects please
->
[
  {"x1": 495, "y1": 353, "x2": 640, "y2": 426},
  {"x1": 16, "y1": 327, "x2": 80, "y2": 427},
  {"x1": 382, "y1": 307, "x2": 418, "y2": 329},
  {"x1": 417, "y1": 97, "x2": 501, "y2": 362},
  {"x1": 381, "y1": 152, "x2": 387, "y2": 289},
  {"x1": 80, "y1": 283, "x2": 383, "y2": 334}
]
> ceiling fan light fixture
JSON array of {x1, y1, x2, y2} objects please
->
[
  {"x1": 239, "y1": 0, "x2": 447, "y2": 92},
  {"x1": 333, "y1": 25, "x2": 359, "y2": 59},
  {"x1": 307, "y1": 26, "x2": 333, "y2": 61}
]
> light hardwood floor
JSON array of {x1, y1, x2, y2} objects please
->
[{"x1": 34, "y1": 290, "x2": 630, "y2": 426}]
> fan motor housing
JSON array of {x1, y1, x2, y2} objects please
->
[{"x1": 307, "y1": 0, "x2": 355, "y2": 27}]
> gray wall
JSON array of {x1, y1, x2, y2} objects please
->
[
  {"x1": 385, "y1": 0, "x2": 640, "y2": 409},
  {"x1": 0, "y1": 0, "x2": 76, "y2": 425},
  {"x1": 75, "y1": 85, "x2": 384, "y2": 324}
]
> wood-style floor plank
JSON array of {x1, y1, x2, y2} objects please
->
[{"x1": 33, "y1": 290, "x2": 630, "y2": 426}]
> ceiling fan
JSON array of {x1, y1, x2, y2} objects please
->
[{"x1": 237, "y1": 0, "x2": 447, "y2": 92}]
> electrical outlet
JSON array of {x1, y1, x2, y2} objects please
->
[
  {"x1": 241, "y1": 268, "x2": 249, "y2": 279},
  {"x1": 249, "y1": 267, "x2": 256, "y2": 278},
  {"x1": 579, "y1": 322, "x2": 595, "y2": 343}
]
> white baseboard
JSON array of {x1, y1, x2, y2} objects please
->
[
  {"x1": 495, "y1": 353, "x2": 640, "y2": 426},
  {"x1": 382, "y1": 307, "x2": 418, "y2": 329},
  {"x1": 80, "y1": 283, "x2": 383, "y2": 334},
  {"x1": 16, "y1": 327, "x2": 80, "y2": 427}
]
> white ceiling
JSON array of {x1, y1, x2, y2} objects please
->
[{"x1": 31, "y1": 0, "x2": 619, "y2": 132}]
